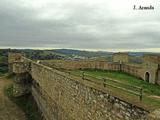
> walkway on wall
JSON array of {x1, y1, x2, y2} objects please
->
[
  {"x1": 67, "y1": 69, "x2": 160, "y2": 110},
  {"x1": 0, "y1": 76, "x2": 26, "y2": 120}
]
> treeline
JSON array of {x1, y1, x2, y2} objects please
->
[
  {"x1": 0, "y1": 49, "x2": 67, "y2": 74},
  {"x1": 53, "y1": 49, "x2": 113, "y2": 58},
  {"x1": 22, "y1": 49, "x2": 66, "y2": 60},
  {"x1": 0, "y1": 49, "x2": 10, "y2": 74}
]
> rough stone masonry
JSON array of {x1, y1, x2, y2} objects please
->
[{"x1": 8, "y1": 53, "x2": 160, "y2": 120}]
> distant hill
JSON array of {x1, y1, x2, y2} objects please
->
[
  {"x1": 128, "y1": 52, "x2": 160, "y2": 57},
  {"x1": 53, "y1": 49, "x2": 81, "y2": 54},
  {"x1": 53, "y1": 49, "x2": 113, "y2": 58},
  {"x1": 128, "y1": 52, "x2": 144, "y2": 57},
  {"x1": 0, "y1": 49, "x2": 159, "y2": 61}
]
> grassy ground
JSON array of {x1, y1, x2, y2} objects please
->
[
  {"x1": 70, "y1": 69, "x2": 160, "y2": 110},
  {"x1": 0, "y1": 76, "x2": 26, "y2": 120},
  {"x1": 4, "y1": 82, "x2": 42, "y2": 120},
  {"x1": 13, "y1": 94, "x2": 41, "y2": 120}
]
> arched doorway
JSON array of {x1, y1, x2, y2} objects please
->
[{"x1": 145, "y1": 72, "x2": 150, "y2": 82}]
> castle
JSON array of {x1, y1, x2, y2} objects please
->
[
  {"x1": 39, "y1": 53, "x2": 160, "y2": 85},
  {"x1": 8, "y1": 52, "x2": 160, "y2": 120},
  {"x1": 113, "y1": 53, "x2": 160, "y2": 84}
]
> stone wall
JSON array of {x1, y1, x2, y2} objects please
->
[
  {"x1": 157, "y1": 69, "x2": 160, "y2": 85},
  {"x1": 8, "y1": 53, "x2": 160, "y2": 120},
  {"x1": 142, "y1": 55, "x2": 160, "y2": 84},
  {"x1": 143, "y1": 55, "x2": 160, "y2": 64},
  {"x1": 113, "y1": 53, "x2": 129, "y2": 63},
  {"x1": 30, "y1": 62, "x2": 148, "y2": 120},
  {"x1": 8, "y1": 53, "x2": 22, "y2": 72},
  {"x1": 41, "y1": 60, "x2": 143, "y2": 79},
  {"x1": 41, "y1": 58, "x2": 160, "y2": 84},
  {"x1": 8, "y1": 53, "x2": 22, "y2": 64},
  {"x1": 13, "y1": 72, "x2": 31, "y2": 97},
  {"x1": 121, "y1": 63, "x2": 143, "y2": 78},
  {"x1": 40, "y1": 60, "x2": 108, "y2": 70}
]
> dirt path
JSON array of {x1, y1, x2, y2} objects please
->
[
  {"x1": 0, "y1": 77, "x2": 26, "y2": 120},
  {"x1": 148, "y1": 95, "x2": 160, "y2": 100}
]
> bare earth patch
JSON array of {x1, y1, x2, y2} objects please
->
[{"x1": 0, "y1": 77, "x2": 26, "y2": 120}]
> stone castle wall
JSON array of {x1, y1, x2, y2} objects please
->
[
  {"x1": 9, "y1": 53, "x2": 160, "y2": 120},
  {"x1": 142, "y1": 56, "x2": 160, "y2": 84},
  {"x1": 113, "y1": 53, "x2": 129, "y2": 63},
  {"x1": 41, "y1": 56, "x2": 160, "y2": 84},
  {"x1": 41, "y1": 60, "x2": 143, "y2": 79},
  {"x1": 40, "y1": 60, "x2": 108, "y2": 70},
  {"x1": 143, "y1": 55, "x2": 160, "y2": 64},
  {"x1": 30, "y1": 62, "x2": 148, "y2": 120},
  {"x1": 8, "y1": 53, "x2": 22, "y2": 72}
]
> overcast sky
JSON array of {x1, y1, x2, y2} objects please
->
[{"x1": 0, "y1": 0, "x2": 160, "y2": 52}]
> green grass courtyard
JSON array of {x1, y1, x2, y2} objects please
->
[{"x1": 69, "y1": 69, "x2": 160, "y2": 110}]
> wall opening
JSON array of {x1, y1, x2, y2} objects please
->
[
  {"x1": 145, "y1": 72, "x2": 150, "y2": 82},
  {"x1": 158, "y1": 70, "x2": 160, "y2": 85},
  {"x1": 156, "y1": 66, "x2": 160, "y2": 85}
]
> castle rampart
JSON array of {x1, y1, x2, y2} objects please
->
[
  {"x1": 40, "y1": 53, "x2": 160, "y2": 85},
  {"x1": 8, "y1": 53, "x2": 160, "y2": 120},
  {"x1": 31, "y1": 60, "x2": 148, "y2": 120}
]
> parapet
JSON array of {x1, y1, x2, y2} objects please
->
[
  {"x1": 113, "y1": 52, "x2": 129, "y2": 63},
  {"x1": 8, "y1": 53, "x2": 23, "y2": 63},
  {"x1": 8, "y1": 53, "x2": 31, "y2": 74},
  {"x1": 13, "y1": 62, "x2": 31, "y2": 74},
  {"x1": 143, "y1": 55, "x2": 160, "y2": 64}
]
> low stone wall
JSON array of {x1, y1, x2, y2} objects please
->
[
  {"x1": 41, "y1": 60, "x2": 143, "y2": 79},
  {"x1": 121, "y1": 64, "x2": 143, "y2": 78},
  {"x1": 31, "y1": 62, "x2": 148, "y2": 120},
  {"x1": 40, "y1": 60, "x2": 108, "y2": 70}
]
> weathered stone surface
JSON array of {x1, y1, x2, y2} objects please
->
[
  {"x1": 41, "y1": 55, "x2": 160, "y2": 85},
  {"x1": 30, "y1": 62, "x2": 148, "y2": 120},
  {"x1": 8, "y1": 53, "x2": 160, "y2": 120},
  {"x1": 113, "y1": 52, "x2": 129, "y2": 63},
  {"x1": 147, "y1": 109, "x2": 160, "y2": 120}
]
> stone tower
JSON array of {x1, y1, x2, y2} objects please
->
[
  {"x1": 8, "y1": 53, "x2": 32, "y2": 97},
  {"x1": 142, "y1": 55, "x2": 160, "y2": 84},
  {"x1": 113, "y1": 52, "x2": 129, "y2": 63}
]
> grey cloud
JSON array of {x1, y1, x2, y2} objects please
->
[{"x1": 0, "y1": 0, "x2": 160, "y2": 51}]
